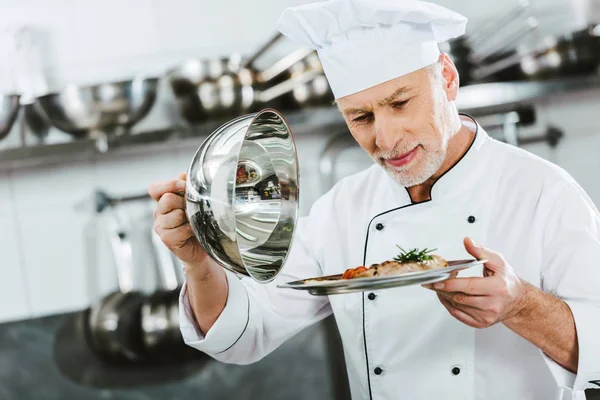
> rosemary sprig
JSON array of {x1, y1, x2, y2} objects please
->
[{"x1": 393, "y1": 245, "x2": 437, "y2": 263}]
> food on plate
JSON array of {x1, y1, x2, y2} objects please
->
[{"x1": 341, "y1": 246, "x2": 448, "y2": 280}]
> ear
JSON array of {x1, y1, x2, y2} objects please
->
[{"x1": 439, "y1": 53, "x2": 460, "y2": 101}]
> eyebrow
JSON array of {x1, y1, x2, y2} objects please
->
[
  {"x1": 341, "y1": 86, "x2": 412, "y2": 117},
  {"x1": 377, "y1": 86, "x2": 412, "y2": 107}
]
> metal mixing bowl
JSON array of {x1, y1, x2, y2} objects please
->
[
  {"x1": 37, "y1": 77, "x2": 159, "y2": 138},
  {"x1": 186, "y1": 109, "x2": 299, "y2": 283},
  {"x1": 0, "y1": 95, "x2": 21, "y2": 141}
]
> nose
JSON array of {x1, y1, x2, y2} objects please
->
[{"x1": 374, "y1": 115, "x2": 401, "y2": 152}]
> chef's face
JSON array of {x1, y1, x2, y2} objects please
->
[{"x1": 337, "y1": 54, "x2": 460, "y2": 187}]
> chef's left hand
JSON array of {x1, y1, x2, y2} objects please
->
[{"x1": 423, "y1": 237, "x2": 529, "y2": 329}]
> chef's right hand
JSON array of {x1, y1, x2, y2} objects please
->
[{"x1": 149, "y1": 172, "x2": 208, "y2": 267}]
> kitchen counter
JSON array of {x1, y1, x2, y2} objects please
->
[{"x1": 0, "y1": 311, "x2": 343, "y2": 400}]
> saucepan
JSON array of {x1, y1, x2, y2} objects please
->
[
  {"x1": 472, "y1": 23, "x2": 600, "y2": 82},
  {"x1": 185, "y1": 108, "x2": 299, "y2": 283},
  {"x1": 167, "y1": 31, "x2": 322, "y2": 124},
  {"x1": 167, "y1": 55, "x2": 320, "y2": 123}
]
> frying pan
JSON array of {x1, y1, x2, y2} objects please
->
[
  {"x1": 85, "y1": 203, "x2": 146, "y2": 364},
  {"x1": 444, "y1": 1, "x2": 533, "y2": 86},
  {"x1": 274, "y1": 51, "x2": 333, "y2": 110}
]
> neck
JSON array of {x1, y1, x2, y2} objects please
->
[{"x1": 407, "y1": 115, "x2": 476, "y2": 203}]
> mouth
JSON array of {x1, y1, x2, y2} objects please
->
[{"x1": 384, "y1": 146, "x2": 419, "y2": 168}]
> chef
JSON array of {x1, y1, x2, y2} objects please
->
[{"x1": 148, "y1": 1, "x2": 600, "y2": 399}]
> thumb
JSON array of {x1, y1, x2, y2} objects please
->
[{"x1": 463, "y1": 237, "x2": 505, "y2": 275}]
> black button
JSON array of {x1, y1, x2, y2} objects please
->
[
  {"x1": 452, "y1": 367, "x2": 461, "y2": 375},
  {"x1": 368, "y1": 293, "x2": 376, "y2": 300},
  {"x1": 467, "y1": 216, "x2": 476, "y2": 224},
  {"x1": 374, "y1": 367, "x2": 383, "y2": 375},
  {"x1": 375, "y1": 223, "x2": 384, "y2": 231}
]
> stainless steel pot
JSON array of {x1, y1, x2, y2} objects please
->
[
  {"x1": 167, "y1": 55, "x2": 319, "y2": 124},
  {"x1": 185, "y1": 108, "x2": 299, "y2": 283},
  {"x1": 472, "y1": 23, "x2": 600, "y2": 82},
  {"x1": 167, "y1": 31, "x2": 322, "y2": 123},
  {"x1": 23, "y1": 100, "x2": 51, "y2": 143},
  {"x1": 0, "y1": 95, "x2": 21, "y2": 141},
  {"x1": 281, "y1": 52, "x2": 333, "y2": 109}
]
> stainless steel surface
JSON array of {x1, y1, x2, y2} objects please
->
[
  {"x1": 167, "y1": 57, "x2": 254, "y2": 123},
  {"x1": 285, "y1": 52, "x2": 333, "y2": 108},
  {"x1": 23, "y1": 100, "x2": 51, "y2": 142},
  {"x1": 278, "y1": 259, "x2": 485, "y2": 295},
  {"x1": 186, "y1": 109, "x2": 299, "y2": 282},
  {"x1": 456, "y1": 73, "x2": 600, "y2": 114},
  {"x1": 37, "y1": 77, "x2": 158, "y2": 138},
  {"x1": 0, "y1": 95, "x2": 21, "y2": 141},
  {"x1": 167, "y1": 55, "x2": 321, "y2": 124},
  {"x1": 167, "y1": 32, "x2": 326, "y2": 124},
  {"x1": 473, "y1": 23, "x2": 600, "y2": 81},
  {"x1": 255, "y1": 69, "x2": 321, "y2": 103}
]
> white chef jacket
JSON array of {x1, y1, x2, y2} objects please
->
[{"x1": 179, "y1": 116, "x2": 600, "y2": 400}]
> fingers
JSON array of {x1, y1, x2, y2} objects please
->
[
  {"x1": 157, "y1": 209, "x2": 187, "y2": 229},
  {"x1": 148, "y1": 177, "x2": 186, "y2": 202},
  {"x1": 156, "y1": 192, "x2": 186, "y2": 215},
  {"x1": 463, "y1": 237, "x2": 505, "y2": 274},
  {"x1": 436, "y1": 290, "x2": 491, "y2": 310},
  {"x1": 437, "y1": 294, "x2": 481, "y2": 328},
  {"x1": 430, "y1": 276, "x2": 499, "y2": 295},
  {"x1": 157, "y1": 223, "x2": 195, "y2": 249}
]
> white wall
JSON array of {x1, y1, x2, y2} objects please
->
[
  {"x1": 0, "y1": 0, "x2": 596, "y2": 93},
  {"x1": 0, "y1": 0, "x2": 599, "y2": 323}
]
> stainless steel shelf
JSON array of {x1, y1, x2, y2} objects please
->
[
  {"x1": 456, "y1": 74, "x2": 600, "y2": 115},
  {"x1": 0, "y1": 106, "x2": 348, "y2": 171},
  {"x1": 1, "y1": 75, "x2": 599, "y2": 172}
]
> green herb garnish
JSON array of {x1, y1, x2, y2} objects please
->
[{"x1": 393, "y1": 246, "x2": 437, "y2": 263}]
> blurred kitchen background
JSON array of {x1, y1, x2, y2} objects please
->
[{"x1": 0, "y1": 0, "x2": 599, "y2": 399}]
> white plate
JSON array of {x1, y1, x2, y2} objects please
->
[{"x1": 277, "y1": 259, "x2": 486, "y2": 295}]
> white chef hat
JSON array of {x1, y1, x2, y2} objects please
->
[{"x1": 276, "y1": 0, "x2": 467, "y2": 99}]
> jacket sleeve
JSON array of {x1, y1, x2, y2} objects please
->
[
  {"x1": 539, "y1": 181, "x2": 600, "y2": 397},
  {"x1": 178, "y1": 200, "x2": 333, "y2": 365}
]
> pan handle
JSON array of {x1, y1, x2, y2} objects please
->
[
  {"x1": 103, "y1": 205, "x2": 136, "y2": 293},
  {"x1": 255, "y1": 47, "x2": 316, "y2": 83},
  {"x1": 256, "y1": 68, "x2": 322, "y2": 104},
  {"x1": 241, "y1": 31, "x2": 317, "y2": 84},
  {"x1": 241, "y1": 31, "x2": 284, "y2": 70},
  {"x1": 150, "y1": 227, "x2": 180, "y2": 291}
]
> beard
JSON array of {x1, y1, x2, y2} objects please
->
[{"x1": 374, "y1": 140, "x2": 448, "y2": 188}]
